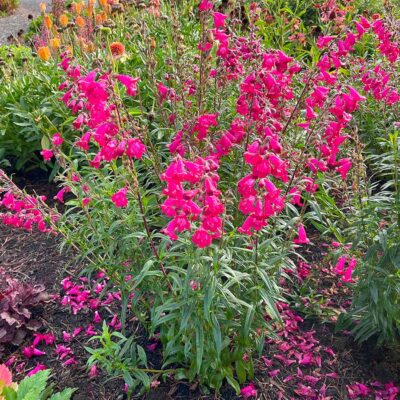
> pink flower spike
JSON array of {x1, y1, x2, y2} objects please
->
[
  {"x1": 293, "y1": 224, "x2": 310, "y2": 245},
  {"x1": 240, "y1": 383, "x2": 257, "y2": 399},
  {"x1": 27, "y1": 364, "x2": 47, "y2": 377},
  {"x1": 116, "y1": 75, "x2": 140, "y2": 96},
  {"x1": 41, "y1": 149, "x2": 54, "y2": 161},
  {"x1": 111, "y1": 188, "x2": 128, "y2": 208}
]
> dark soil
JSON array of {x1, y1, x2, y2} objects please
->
[{"x1": 0, "y1": 172, "x2": 399, "y2": 400}]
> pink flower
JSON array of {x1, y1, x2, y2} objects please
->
[
  {"x1": 89, "y1": 364, "x2": 98, "y2": 378},
  {"x1": 126, "y1": 138, "x2": 146, "y2": 159},
  {"x1": 342, "y1": 257, "x2": 357, "y2": 283},
  {"x1": 213, "y1": 12, "x2": 227, "y2": 29},
  {"x1": 317, "y1": 35, "x2": 334, "y2": 49},
  {"x1": 190, "y1": 280, "x2": 199, "y2": 290},
  {"x1": 86, "y1": 324, "x2": 97, "y2": 336},
  {"x1": 334, "y1": 255, "x2": 347, "y2": 275},
  {"x1": 116, "y1": 75, "x2": 140, "y2": 96},
  {"x1": 62, "y1": 331, "x2": 72, "y2": 342},
  {"x1": 240, "y1": 383, "x2": 257, "y2": 398},
  {"x1": 54, "y1": 187, "x2": 70, "y2": 203},
  {"x1": 293, "y1": 224, "x2": 310, "y2": 245},
  {"x1": 93, "y1": 311, "x2": 102, "y2": 323},
  {"x1": 52, "y1": 133, "x2": 64, "y2": 146},
  {"x1": 199, "y1": 0, "x2": 213, "y2": 11},
  {"x1": 63, "y1": 357, "x2": 78, "y2": 366},
  {"x1": 192, "y1": 228, "x2": 213, "y2": 248},
  {"x1": 112, "y1": 188, "x2": 128, "y2": 208},
  {"x1": 83, "y1": 197, "x2": 91, "y2": 207},
  {"x1": 27, "y1": 364, "x2": 47, "y2": 377},
  {"x1": 336, "y1": 158, "x2": 352, "y2": 179},
  {"x1": 55, "y1": 345, "x2": 72, "y2": 360},
  {"x1": 33, "y1": 332, "x2": 55, "y2": 346},
  {"x1": 23, "y1": 345, "x2": 46, "y2": 359},
  {"x1": 40, "y1": 149, "x2": 54, "y2": 161},
  {"x1": 157, "y1": 83, "x2": 169, "y2": 102}
]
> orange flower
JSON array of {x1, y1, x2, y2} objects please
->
[
  {"x1": 37, "y1": 46, "x2": 51, "y2": 61},
  {"x1": 39, "y1": 2, "x2": 46, "y2": 12},
  {"x1": 72, "y1": 1, "x2": 84, "y2": 14},
  {"x1": 59, "y1": 14, "x2": 69, "y2": 27},
  {"x1": 87, "y1": 0, "x2": 95, "y2": 17},
  {"x1": 99, "y1": 0, "x2": 108, "y2": 10},
  {"x1": 44, "y1": 15, "x2": 53, "y2": 30},
  {"x1": 50, "y1": 37, "x2": 61, "y2": 49},
  {"x1": 110, "y1": 41, "x2": 125, "y2": 57},
  {"x1": 94, "y1": 11, "x2": 107, "y2": 24},
  {"x1": 76, "y1": 15, "x2": 86, "y2": 27}
]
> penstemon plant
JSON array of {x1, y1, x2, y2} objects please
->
[{"x1": 1, "y1": 0, "x2": 399, "y2": 394}]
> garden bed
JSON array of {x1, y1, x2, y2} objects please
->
[{"x1": 1, "y1": 174, "x2": 398, "y2": 399}]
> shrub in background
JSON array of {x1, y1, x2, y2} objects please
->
[{"x1": 0, "y1": 0, "x2": 19, "y2": 15}]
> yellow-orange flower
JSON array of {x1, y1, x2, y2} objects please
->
[
  {"x1": 76, "y1": 15, "x2": 85, "y2": 27},
  {"x1": 99, "y1": 0, "x2": 108, "y2": 10},
  {"x1": 50, "y1": 37, "x2": 61, "y2": 49},
  {"x1": 39, "y1": 2, "x2": 46, "y2": 12},
  {"x1": 59, "y1": 14, "x2": 69, "y2": 27},
  {"x1": 109, "y1": 41, "x2": 125, "y2": 57},
  {"x1": 44, "y1": 15, "x2": 53, "y2": 30},
  {"x1": 37, "y1": 46, "x2": 51, "y2": 61}
]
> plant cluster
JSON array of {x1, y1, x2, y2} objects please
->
[{"x1": 0, "y1": 0, "x2": 400, "y2": 397}]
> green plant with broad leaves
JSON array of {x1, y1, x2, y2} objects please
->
[{"x1": 0, "y1": 370, "x2": 75, "y2": 400}]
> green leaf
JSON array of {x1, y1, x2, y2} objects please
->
[
  {"x1": 48, "y1": 388, "x2": 76, "y2": 400},
  {"x1": 17, "y1": 370, "x2": 50, "y2": 400},
  {"x1": 2, "y1": 386, "x2": 17, "y2": 400},
  {"x1": 195, "y1": 323, "x2": 204, "y2": 374}
]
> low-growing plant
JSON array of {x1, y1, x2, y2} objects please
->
[
  {"x1": 0, "y1": 269, "x2": 50, "y2": 355},
  {"x1": 0, "y1": 366, "x2": 75, "y2": 400}
]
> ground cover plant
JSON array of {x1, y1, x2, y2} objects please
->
[{"x1": 0, "y1": 0, "x2": 399, "y2": 399}]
